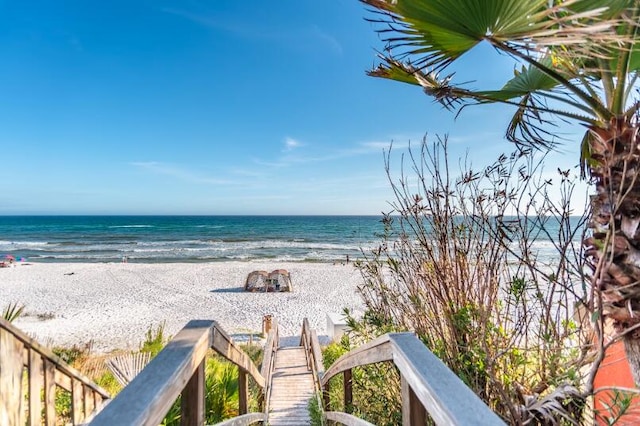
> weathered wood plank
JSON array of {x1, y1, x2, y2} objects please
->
[
  {"x1": 0, "y1": 328, "x2": 25, "y2": 426},
  {"x1": 344, "y1": 369, "x2": 353, "y2": 414},
  {"x1": 43, "y1": 359, "x2": 56, "y2": 426},
  {"x1": 72, "y1": 378, "x2": 84, "y2": 424},
  {"x1": 325, "y1": 411, "x2": 376, "y2": 426},
  {"x1": 310, "y1": 329, "x2": 324, "y2": 378},
  {"x1": 90, "y1": 320, "x2": 214, "y2": 426},
  {"x1": 181, "y1": 360, "x2": 205, "y2": 426},
  {"x1": 321, "y1": 334, "x2": 393, "y2": 387},
  {"x1": 213, "y1": 412, "x2": 266, "y2": 425},
  {"x1": 212, "y1": 327, "x2": 265, "y2": 388},
  {"x1": 28, "y1": 349, "x2": 44, "y2": 426},
  {"x1": 259, "y1": 327, "x2": 277, "y2": 416},
  {"x1": 401, "y1": 375, "x2": 426, "y2": 426},
  {"x1": 84, "y1": 384, "x2": 96, "y2": 418},
  {"x1": 268, "y1": 347, "x2": 315, "y2": 425},
  {"x1": 55, "y1": 369, "x2": 72, "y2": 392},
  {"x1": 390, "y1": 333, "x2": 505, "y2": 425},
  {"x1": 0, "y1": 318, "x2": 109, "y2": 398},
  {"x1": 238, "y1": 370, "x2": 248, "y2": 415}
]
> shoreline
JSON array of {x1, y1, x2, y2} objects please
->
[{"x1": 1, "y1": 261, "x2": 365, "y2": 352}]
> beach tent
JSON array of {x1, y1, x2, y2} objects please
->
[
  {"x1": 244, "y1": 269, "x2": 292, "y2": 292},
  {"x1": 245, "y1": 270, "x2": 270, "y2": 292},
  {"x1": 268, "y1": 269, "x2": 292, "y2": 292}
]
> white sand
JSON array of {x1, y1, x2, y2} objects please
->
[{"x1": 0, "y1": 262, "x2": 364, "y2": 352}]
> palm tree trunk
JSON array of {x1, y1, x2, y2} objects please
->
[
  {"x1": 624, "y1": 338, "x2": 640, "y2": 384},
  {"x1": 586, "y1": 116, "x2": 640, "y2": 384}
]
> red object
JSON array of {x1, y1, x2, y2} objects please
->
[{"x1": 593, "y1": 340, "x2": 640, "y2": 424}]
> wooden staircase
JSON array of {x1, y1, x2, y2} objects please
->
[
  {"x1": 268, "y1": 345, "x2": 316, "y2": 425},
  {"x1": 2, "y1": 317, "x2": 506, "y2": 425}
]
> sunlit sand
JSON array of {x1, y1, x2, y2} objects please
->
[{"x1": 1, "y1": 261, "x2": 364, "y2": 352}]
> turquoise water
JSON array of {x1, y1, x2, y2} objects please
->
[
  {"x1": 0, "y1": 215, "x2": 583, "y2": 263},
  {"x1": 0, "y1": 216, "x2": 384, "y2": 263}
]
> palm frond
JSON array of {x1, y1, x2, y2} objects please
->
[
  {"x1": 362, "y1": 0, "x2": 628, "y2": 72},
  {"x1": 3, "y1": 302, "x2": 25, "y2": 323},
  {"x1": 517, "y1": 384, "x2": 585, "y2": 425},
  {"x1": 362, "y1": 0, "x2": 640, "y2": 149}
]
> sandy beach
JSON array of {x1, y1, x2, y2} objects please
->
[{"x1": 0, "y1": 261, "x2": 365, "y2": 352}]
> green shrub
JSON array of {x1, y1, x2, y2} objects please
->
[
  {"x1": 140, "y1": 322, "x2": 167, "y2": 356},
  {"x1": 95, "y1": 370, "x2": 121, "y2": 395},
  {"x1": 321, "y1": 335, "x2": 402, "y2": 426},
  {"x1": 161, "y1": 355, "x2": 246, "y2": 425},
  {"x1": 351, "y1": 139, "x2": 590, "y2": 423}
]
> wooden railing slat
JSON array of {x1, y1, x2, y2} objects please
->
[
  {"x1": 55, "y1": 370, "x2": 72, "y2": 392},
  {"x1": 0, "y1": 328, "x2": 25, "y2": 426},
  {"x1": 310, "y1": 329, "x2": 324, "y2": 378},
  {"x1": 43, "y1": 359, "x2": 56, "y2": 426},
  {"x1": 28, "y1": 349, "x2": 44, "y2": 426},
  {"x1": 344, "y1": 369, "x2": 353, "y2": 414},
  {"x1": 181, "y1": 360, "x2": 205, "y2": 426},
  {"x1": 84, "y1": 384, "x2": 96, "y2": 419},
  {"x1": 259, "y1": 321, "x2": 278, "y2": 417},
  {"x1": 72, "y1": 378, "x2": 84, "y2": 425},
  {"x1": 238, "y1": 370, "x2": 248, "y2": 415},
  {"x1": 401, "y1": 375, "x2": 426, "y2": 426}
]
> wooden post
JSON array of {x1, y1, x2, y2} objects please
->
[
  {"x1": 72, "y1": 378, "x2": 84, "y2": 425},
  {"x1": 28, "y1": 349, "x2": 43, "y2": 426},
  {"x1": 0, "y1": 329, "x2": 25, "y2": 426},
  {"x1": 343, "y1": 369, "x2": 353, "y2": 414},
  {"x1": 401, "y1": 375, "x2": 426, "y2": 426},
  {"x1": 43, "y1": 359, "x2": 56, "y2": 426},
  {"x1": 181, "y1": 361, "x2": 205, "y2": 426},
  {"x1": 238, "y1": 369, "x2": 248, "y2": 415},
  {"x1": 323, "y1": 382, "x2": 331, "y2": 412},
  {"x1": 84, "y1": 384, "x2": 95, "y2": 418}
]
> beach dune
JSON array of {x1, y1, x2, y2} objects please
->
[{"x1": 0, "y1": 262, "x2": 364, "y2": 352}]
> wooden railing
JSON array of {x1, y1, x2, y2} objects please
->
[
  {"x1": 89, "y1": 320, "x2": 266, "y2": 425},
  {"x1": 321, "y1": 332, "x2": 506, "y2": 425},
  {"x1": 259, "y1": 317, "x2": 279, "y2": 417},
  {"x1": 0, "y1": 317, "x2": 110, "y2": 426},
  {"x1": 300, "y1": 317, "x2": 324, "y2": 393}
]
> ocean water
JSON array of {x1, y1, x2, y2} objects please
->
[
  {"x1": 0, "y1": 215, "x2": 584, "y2": 264},
  {"x1": 0, "y1": 216, "x2": 384, "y2": 263}
]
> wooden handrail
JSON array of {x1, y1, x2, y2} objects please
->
[
  {"x1": 213, "y1": 412, "x2": 266, "y2": 425},
  {"x1": 211, "y1": 324, "x2": 265, "y2": 388},
  {"x1": 89, "y1": 320, "x2": 266, "y2": 426},
  {"x1": 321, "y1": 332, "x2": 506, "y2": 425},
  {"x1": 0, "y1": 318, "x2": 110, "y2": 425},
  {"x1": 300, "y1": 318, "x2": 324, "y2": 393},
  {"x1": 259, "y1": 317, "x2": 278, "y2": 417},
  {"x1": 324, "y1": 411, "x2": 376, "y2": 426}
]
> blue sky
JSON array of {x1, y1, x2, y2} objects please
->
[{"x1": 0, "y1": 1, "x2": 587, "y2": 215}]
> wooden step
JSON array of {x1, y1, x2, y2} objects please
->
[{"x1": 268, "y1": 347, "x2": 316, "y2": 425}]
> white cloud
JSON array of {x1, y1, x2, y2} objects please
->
[{"x1": 284, "y1": 137, "x2": 302, "y2": 152}]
